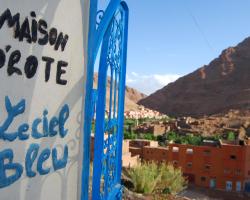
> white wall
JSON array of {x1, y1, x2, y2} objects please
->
[{"x1": 0, "y1": 0, "x2": 89, "y2": 199}]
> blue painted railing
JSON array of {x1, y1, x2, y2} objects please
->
[{"x1": 81, "y1": 1, "x2": 128, "y2": 200}]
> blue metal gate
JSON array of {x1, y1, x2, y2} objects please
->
[
  {"x1": 92, "y1": 3, "x2": 128, "y2": 200},
  {"x1": 81, "y1": 1, "x2": 128, "y2": 200}
]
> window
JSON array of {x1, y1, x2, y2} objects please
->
[
  {"x1": 226, "y1": 181, "x2": 233, "y2": 191},
  {"x1": 201, "y1": 177, "x2": 206, "y2": 182},
  {"x1": 239, "y1": 140, "x2": 244, "y2": 146},
  {"x1": 235, "y1": 169, "x2": 241, "y2": 176},
  {"x1": 224, "y1": 169, "x2": 230, "y2": 174},
  {"x1": 172, "y1": 147, "x2": 179, "y2": 153},
  {"x1": 186, "y1": 148, "x2": 193, "y2": 155},
  {"x1": 173, "y1": 160, "x2": 178, "y2": 166},
  {"x1": 205, "y1": 165, "x2": 211, "y2": 170},
  {"x1": 230, "y1": 155, "x2": 237, "y2": 160},
  {"x1": 236, "y1": 181, "x2": 241, "y2": 192},
  {"x1": 210, "y1": 179, "x2": 216, "y2": 188},
  {"x1": 187, "y1": 162, "x2": 192, "y2": 168}
]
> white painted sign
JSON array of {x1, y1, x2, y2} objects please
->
[{"x1": 0, "y1": 0, "x2": 89, "y2": 199}]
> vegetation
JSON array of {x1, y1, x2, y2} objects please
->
[
  {"x1": 124, "y1": 119, "x2": 137, "y2": 127},
  {"x1": 124, "y1": 131, "x2": 137, "y2": 140},
  {"x1": 157, "y1": 131, "x2": 221, "y2": 146},
  {"x1": 124, "y1": 131, "x2": 157, "y2": 140},
  {"x1": 227, "y1": 131, "x2": 236, "y2": 141},
  {"x1": 123, "y1": 119, "x2": 137, "y2": 139},
  {"x1": 123, "y1": 118, "x2": 224, "y2": 145},
  {"x1": 92, "y1": 118, "x2": 157, "y2": 140},
  {"x1": 124, "y1": 118, "x2": 157, "y2": 140},
  {"x1": 127, "y1": 162, "x2": 187, "y2": 196},
  {"x1": 142, "y1": 133, "x2": 156, "y2": 141},
  {"x1": 123, "y1": 118, "x2": 229, "y2": 146},
  {"x1": 157, "y1": 164, "x2": 187, "y2": 195}
]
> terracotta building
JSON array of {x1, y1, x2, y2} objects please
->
[{"x1": 131, "y1": 139, "x2": 250, "y2": 193}]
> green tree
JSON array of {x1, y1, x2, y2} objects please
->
[
  {"x1": 124, "y1": 131, "x2": 137, "y2": 140},
  {"x1": 187, "y1": 135, "x2": 203, "y2": 146},
  {"x1": 143, "y1": 133, "x2": 156, "y2": 141},
  {"x1": 227, "y1": 131, "x2": 235, "y2": 141}
]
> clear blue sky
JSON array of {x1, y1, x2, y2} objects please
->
[{"x1": 125, "y1": 0, "x2": 250, "y2": 94}]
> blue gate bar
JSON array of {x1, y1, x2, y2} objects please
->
[
  {"x1": 81, "y1": 1, "x2": 128, "y2": 200},
  {"x1": 92, "y1": 2, "x2": 129, "y2": 200}
]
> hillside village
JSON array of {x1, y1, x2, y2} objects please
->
[
  {"x1": 91, "y1": 35, "x2": 250, "y2": 199},
  {"x1": 92, "y1": 37, "x2": 250, "y2": 199},
  {"x1": 91, "y1": 105, "x2": 250, "y2": 198}
]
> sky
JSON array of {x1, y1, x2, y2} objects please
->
[{"x1": 124, "y1": 0, "x2": 250, "y2": 95}]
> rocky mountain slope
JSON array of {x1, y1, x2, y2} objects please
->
[
  {"x1": 139, "y1": 37, "x2": 250, "y2": 117},
  {"x1": 93, "y1": 73, "x2": 146, "y2": 111}
]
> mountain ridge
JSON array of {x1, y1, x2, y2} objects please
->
[{"x1": 139, "y1": 37, "x2": 250, "y2": 117}]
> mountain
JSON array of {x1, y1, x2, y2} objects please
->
[
  {"x1": 139, "y1": 37, "x2": 250, "y2": 117},
  {"x1": 93, "y1": 73, "x2": 146, "y2": 111},
  {"x1": 123, "y1": 86, "x2": 147, "y2": 111}
]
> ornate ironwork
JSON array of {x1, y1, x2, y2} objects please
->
[
  {"x1": 96, "y1": 10, "x2": 105, "y2": 26},
  {"x1": 92, "y1": 2, "x2": 128, "y2": 200},
  {"x1": 81, "y1": 1, "x2": 128, "y2": 200},
  {"x1": 96, "y1": 1, "x2": 114, "y2": 26}
]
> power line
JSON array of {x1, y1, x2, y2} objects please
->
[{"x1": 184, "y1": 4, "x2": 215, "y2": 52}]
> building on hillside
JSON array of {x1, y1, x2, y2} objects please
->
[
  {"x1": 129, "y1": 138, "x2": 250, "y2": 193},
  {"x1": 124, "y1": 106, "x2": 167, "y2": 119},
  {"x1": 128, "y1": 139, "x2": 158, "y2": 158},
  {"x1": 135, "y1": 123, "x2": 166, "y2": 137}
]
